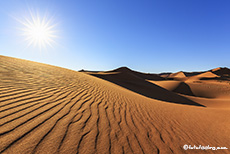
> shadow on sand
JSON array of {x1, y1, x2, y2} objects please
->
[{"x1": 89, "y1": 72, "x2": 205, "y2": 107}]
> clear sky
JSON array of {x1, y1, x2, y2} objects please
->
[{"x1": 0, "y1": 0, "x2": 230, "y2": 73}]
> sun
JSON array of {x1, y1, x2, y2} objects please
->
[{"x1": 17, "y1": 11, "x2": 58, "y2": 49}]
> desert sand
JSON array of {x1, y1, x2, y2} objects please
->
[{"x1": 0, "y1": 55, "x2": 230, "y2": 154}]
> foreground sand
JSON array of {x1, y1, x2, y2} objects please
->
[{"x1": 0, "y1": 55, "x2": 230, "y2": 154}]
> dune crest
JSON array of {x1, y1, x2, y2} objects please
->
[{"x1": 168, "y1": 71, "x2": 186, "y2": 78}]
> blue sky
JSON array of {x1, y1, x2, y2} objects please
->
[{"x1": 0, "y1": 0, "x2": 230, "y2": 73}]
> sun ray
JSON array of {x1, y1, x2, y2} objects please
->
[{"x1": 16, "y1": 10, "x2": 58, "y2": 49}]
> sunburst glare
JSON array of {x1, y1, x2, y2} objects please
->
[{"x1": 17, "y1": 10, "x2": 58, "y2": 49}]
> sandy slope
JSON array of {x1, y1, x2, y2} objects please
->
[{"x1": 0, "y1": 55, "x2": 230, "y2": 154}]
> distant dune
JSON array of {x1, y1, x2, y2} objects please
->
[
  {"x1": 211, "y1": 67, "x2": 230, "y2": 76},
  {"x1": 1, "y1": 55, "x2": 230, "y2": 154},
  {"x1": 168, "y1": 71, "x2": 186, "y2": 78}
]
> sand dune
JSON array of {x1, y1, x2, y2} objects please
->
[
  {"x1": 185, "y1": 81, "x2": 230, "y2": 99},
  {"x1": 152, "y1": 72, "x2": 230, "y2": 102},
  {"x1": 150, "y1": 81, "x2": 195, "y2": 97},
  {"x1": 147, "y1": 80, "x2": 182, "y2": 91},
  {"x1": 186, "y1": 71, "x2": 219, "y2": 81},
  {"x1": 194, "y1": 71, "x2": 219, "y2": 78},
  {"x1": 168, "y1": 71, "x2": 186, "y2": 78},
  {"x1": 1, "y1": 55, "x2": 230, "y2": 154},
  {"x1": 211, "y1": 67, "x2": 230, "y2": 76},
  {"x1": 107, "y1": 67, "x2": 164, "y2": 81},
  {"x1": 88, "y1": 67, "x2": 202, "y2": 106}
]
